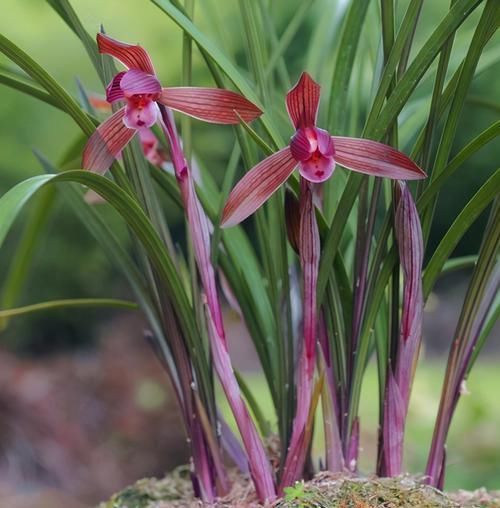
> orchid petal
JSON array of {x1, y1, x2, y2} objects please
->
[
  {"x1": 96, "y1": 33, "x2": 155, "y2": 74},
  {"x1": 299, "y1": 155, "x2": 335, "y2": 183},
  {"x1": 316, "y1": 128, "x2": 334, "y2": 156},
  {"x1": 82, "y1": 107, "x2": 135, "y2": 174},
  {"x1": 120, "y1": 69, "x2": 162, "y2": 96},
  {"x1": 332, "y1": 137, "x2": 426, "y2": 180},
  {"x1": 159, "y1": 87, "x2": 262, "y2": 124},
  {"x1": 221, "y1": 147, "x2": 296, "y2": 227},
  {"x1": 124, "y1": 100, "x2": 159, "y2": 129},
  {"x1": 105, "y1": 71, "x2": 126, "y2": 103},
  {"x1": 290, "y1": 128, "x2": 314, "y2": 161},
  {"x1": 286, "y1": 72, "x2": 321, "y2": 129}
]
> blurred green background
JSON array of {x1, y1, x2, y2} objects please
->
[{"x1": 0, "y1": 0, "x2": 498, "y2": 498}]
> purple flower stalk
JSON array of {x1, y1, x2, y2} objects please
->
[
  {"x1": 82, "y1": 34, "x2": 276, "y2": 504},
  {"x1": 222, "y1": 73, "x2": 425, "y2": 489}
]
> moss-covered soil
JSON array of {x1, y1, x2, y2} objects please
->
[{"x1": 98, "y1": 469, "x2": 500, "y2": 508}]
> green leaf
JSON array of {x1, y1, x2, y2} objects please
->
[
  {"x1": 0, "y1": 33, "x2": 95, "y2": 136},
  {"x1": 423, "y1": 168, "x2": 500, "y2": 297},
  {"x1": 0, "y1": 187, "x2": 55, "y2": 330},
  {"x1": 0, "y1": 298, "x2": 137, "y2": 320},
  {"x1": 0, "y1": 65, "x2": 64, "y2": 110},
  {"x1": 370, "y1": 0, "x2": 483, "y2": 141},
  {"x1": 0, "y1": 171, "x2": 209, "y2": 390},
  {"x1": 46, "y1": 0, "x2": 103, "y2": 82}
]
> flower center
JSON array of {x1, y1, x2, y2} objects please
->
[{"x1": 129, "y1": 93, "x2": 156, "y2": 110}]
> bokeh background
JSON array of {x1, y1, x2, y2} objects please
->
[{"x1": 0, "y1": 1, "x2": 498, "y2": 507}]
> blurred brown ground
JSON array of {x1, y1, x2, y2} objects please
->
[{"x1": 0, "y1": 314, "x2": 188, "y2": 507}]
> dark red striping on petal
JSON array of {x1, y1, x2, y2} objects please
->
[
  {"x1": 97, "y1": 33, "x2": 155, "y2": 74},
  {"x1": 286, "y1": 72, "x2": 321, "y2": 129},
  {"x1": 159, "y1": 87, "x2": 262, "y2": 124},
  {"x1": 222, "y1": 147, "x2": 297, "y2": 227}
]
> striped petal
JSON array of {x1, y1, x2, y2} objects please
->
[
  {"x1": 332, "y1": 137, "x2": 426, "y2": 180},
  {"x1": 82, "y1": 107, "x2": 135, "y2": 173},
  {"x1": 120, "y1": 69, "x2": 162, "y2": 96},
  {"x1": 97, "y1": 33, "x2": 155, "y2": 74},
  {"x1": 159, "y1": 87, "x2": 262, "y2": 124},
  {"x1": 221, "y1": 147, "x2": 296, "y2": 227},
  {"x1": 105, "y1": 71, "x2": 126, "y2": 103},
  {"x1": 286, "y1": 72, "x2": 321, "y2": 129}
]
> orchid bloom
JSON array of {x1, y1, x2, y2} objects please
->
[
  {"x1": 221, "y1": 72, "x2": 426, "y2": 227},
  {"x1": 82, "y1": 33, "x2": 261, "y2": 173}
]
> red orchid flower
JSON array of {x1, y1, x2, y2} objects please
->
[
  {"x1": 88, "y1": 95, "x2": 169, "y2": 167},
  {"x1": 83, "y1": 33, "x2": 261, "y2": 173},
  {"x1": 221, "y1": 72, "x2": 426, "y2": 227}
]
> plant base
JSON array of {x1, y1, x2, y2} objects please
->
[{"x1": 98, "y1": 468, "x2": 500, "y2": 507}]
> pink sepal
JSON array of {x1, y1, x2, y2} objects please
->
[
  {"x1": 286, "y1": 72, "x2": 321, "y2": 129},
  {"x1": 222, "y1": 147, "x2": 297, "y2": 227},
  {"x1": 97, "y1": 33, "x2": 155, "y2": 74},
  {"x1": 159, "y1": 87, "x2": 262, "y2": 124},
  {"x1": 332, "y1": 137, "x2": 426, "y2": 180},
  {"x1": 82, "y1": 107, "x2": 135, "y2": 173}
]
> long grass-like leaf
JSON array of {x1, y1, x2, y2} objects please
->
[{"x1": 0, "y1": 298, "x2": 137, "y2": 319}]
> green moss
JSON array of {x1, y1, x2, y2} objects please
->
[
  {"x1": 98, "y1": 467, "x2": 194, "y2": 508},
  {"x1": 275, "y1": 476, "x2": 457, "y2": 508},
  {"x1": 98, "y1": 471, "x2": 500, "y2": 508}
]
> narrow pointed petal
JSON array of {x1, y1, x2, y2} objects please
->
[
  {"x1": 105, "y1": 71, "x2": 126, "y2": 103},
  {"x1": 120, "y1": 69, "x2": 162, "y2": 96},
  {"x1": 97, "y1": 33, "x2": 155, "y2": 74},
  {"x1": 124, "y1": 100, "x2": 159, "y2": 129},
  {"x1": 332, "y1": 137, "x2": 426, "y2": 180},
  {"x1": 82, "y1": 107, "x2": 135, "y2": 174},
  {"x1": 221, "y1": 147, "x2": 296, "y2": 227},
  {"x1": 286, "y1": 72, "x2": 321, "y2": 129},
  {"x1": 159, "y1": 87, "x2": 262, "y2": 124}
]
